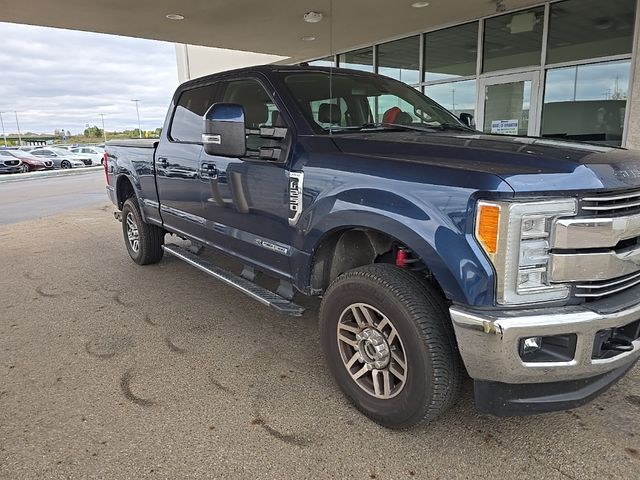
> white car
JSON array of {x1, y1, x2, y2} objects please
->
[
  {"x1": 30, "y1": 147, "x2": 88, "y2": 169},
  {"x1": 70, "y1": 146, "x2": 105, "y2": 165}
]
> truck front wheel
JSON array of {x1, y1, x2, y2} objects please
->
[
  {"x1": 121, "y1": 198, "x2": 164, "y2": 265},
  {"x1": 319, "y1": 264, "x2": 462, "y2": 429}
]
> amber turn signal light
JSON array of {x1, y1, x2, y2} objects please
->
[{"x1": 476, "y1": 203, "x2": 500, "y2": 255}]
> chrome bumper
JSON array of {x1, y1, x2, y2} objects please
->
[{"x1": 450, "y1": 303, "x2": 640, "y2": 384}]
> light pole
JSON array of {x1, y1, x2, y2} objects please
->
[
  {"x1": 131, "y1": 100, "x2": 142, "y2": 138},
  {"x1": 14, "y1": 111, "x2": 22, "y2": 146},
  {"x1": 0, "y1": 112, "x2": 7, "y2": 147},
  {"x1": 99, "y1": 113, "x2": 107, "y2": 143}
]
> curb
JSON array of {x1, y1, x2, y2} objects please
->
[{"x1": 0, "y1": 166, "x2": 104, "y2": 184}]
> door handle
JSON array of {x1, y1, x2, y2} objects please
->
[{"x1": 200, "y1": 162, "x2": 218, "y2": 179}]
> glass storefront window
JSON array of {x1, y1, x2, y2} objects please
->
[
  {"x1": 542, "y1": 60, "x2": 630, "y2": 145},
  {"x1": 483, "y1": 7, "x2": 544, "y2": 72},
  {"x1": 424, "y1": 23, "x2": 478, "y2": 82},
  {"x1": 378, "y1": 36, "x2": 420, "y2": 84},
  {"x1": 338, "y1": 47, "x2": 374, "y2": 72},
  {"x1": 547, "y1": 0, "x2": 636, "y2": 65},
  {"x1": 308, "y1": 57, "x2": 335, "y2": 67},
  {"x1": 425, "y1": 80, "x2": 477, "y2": 118}
]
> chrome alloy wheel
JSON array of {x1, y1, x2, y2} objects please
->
[
  {"x1": 125, "y1": 212, "x2": 140, "y2": 253},
  {"x1": 337, "y1": 303, "x2": 408, "y2": 399}
]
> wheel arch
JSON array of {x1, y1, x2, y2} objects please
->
[
  {"x1": 300, "y1": 207, "x2": 493, "y2": 306},
  {"x1": 115, "y1": 174, "x2": 136, "y2": 210},
  {"x1": 305, "y1": 219, "x2": 458, "y2": 302}
]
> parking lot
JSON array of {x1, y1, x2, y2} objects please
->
[{"x1": 0, "y1": 172, "x2": 639, "y2": 479}]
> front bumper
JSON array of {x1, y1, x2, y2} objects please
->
[
  {"x1": 450, "y1": 302, "x2": 640, "y2": 384},
  {"x1": 474, "y1": 362, "x2": 636, "y2": 416},
  {"x1": 0, "y1": 166, "x2": 22, "y2": 174}
]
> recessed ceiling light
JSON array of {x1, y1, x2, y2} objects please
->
[
  {"x1": 411, "y1": 1, "x2": 430, "y2": 7},
  {"x1": 301, "y1": 36, "x2": 316, "y2": 41},
  {"x1": 165, "y1": 14, "x2": 185, "y2": 20},
  {"x1": 303, "y1": 12, "x2": 323, "y2": 23}
]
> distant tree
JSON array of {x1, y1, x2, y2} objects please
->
[{"x1": 83, "y1": 125, "x2": 103, "y2": 137}]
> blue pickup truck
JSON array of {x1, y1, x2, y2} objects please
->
[{"x1": 106, "y1": 65, "x2": 640, "y2": 428}]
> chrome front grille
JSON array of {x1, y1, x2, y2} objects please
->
[
  {"x1": 3, "y1": 160, "x2": 19, "y2": 166},
  {"x1": 582, "y1": 189, "x2": 640, "y2": 216},
  {"x1": 574, "y1": 271, "x2": 640, "y2": 299},
  {"x1": 552, "y1": 188, "x2": 640, "y2": 300}
]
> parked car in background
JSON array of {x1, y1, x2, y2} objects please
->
[
  {"x1": 70, "y1": 146, "x2": 105, "y2": 165},
  {"x1": 30, "y1": 147, "x2": 87, "y2": 169},
  {"x1": 0, "y1": 150, "x2": 23, "y2": 174},
  {"x1": 5, "y1": 150, "x2": 53, "y2": 172}
]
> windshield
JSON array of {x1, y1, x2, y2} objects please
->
[{"x1": 283, "y1": 71, "x2": 467, "y2": 134}]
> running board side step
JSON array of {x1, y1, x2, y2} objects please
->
[{"x1": 162, "y1": 244, "x2": 305, "y2": 317}]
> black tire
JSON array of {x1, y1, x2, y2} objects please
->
[
  {"x1": 61, "y1": 160, "x2": 71, "y2": 169},
  {"x1": 121, "y1": 198, "x2": 164, "y2": 265},
  {"x1": 319, "y1": 264, "x2": 462, "y2": 429},
  {"x1": 21, "y1": 164, "x2": 29, "y2": 173}
]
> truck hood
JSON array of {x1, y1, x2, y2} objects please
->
[{"x1": 330, "y1": 131, "x2": 640, "y2": 193}]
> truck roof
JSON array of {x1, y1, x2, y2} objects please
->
[{"x1": 179, "y1": 64, "x2": 375, "y2": 90}]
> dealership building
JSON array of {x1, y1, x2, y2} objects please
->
[
  {"x1": 175, "y1": 0, "x2": 640, "y2": 150},
  {"x1": 4, "y1": 0, "x2": 640, "y2": 149}
]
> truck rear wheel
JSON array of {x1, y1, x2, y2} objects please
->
[
  {"x1": 121, "y1": 198, "x2": 164, "y2": 265},
  {"x1": 319, "y1": 264, "x2": 462, "y2": 429}
]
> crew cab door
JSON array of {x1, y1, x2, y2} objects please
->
[
  {"x1": 155, "y1": 82, "x2": 219, "y2": 242},
  {"x1": 200, "y1": 77, "x2": 294, "y2": 278}
]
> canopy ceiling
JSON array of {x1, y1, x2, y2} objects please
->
[{"x1": 1, "y1": 0, "x2": 541, "y2": 62}]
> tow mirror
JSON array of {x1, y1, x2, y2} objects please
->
[
  {"x1": 203, "y1": 103, "x2": 246, "y2": 157},
  {"x1": 459, "y1": 113, "x2": 475, "y2": 129}
]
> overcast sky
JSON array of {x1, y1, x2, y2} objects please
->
[{"x1": 0, "y1": 22, "x2": 178, "y2": 135}]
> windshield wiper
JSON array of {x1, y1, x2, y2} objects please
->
[
  {"x1": 355, "y1": 123, "x2": 437, "y2": 132},
  {"x1": 329, "y1": 122, "x2": 473, "y2": 134},
  {"x1": 432, "y1": 122, "x2": 475, "y2": 132}
]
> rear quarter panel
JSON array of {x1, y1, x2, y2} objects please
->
[{"x1": 106, "y1": 139, "x2": 161, "y2": 225}]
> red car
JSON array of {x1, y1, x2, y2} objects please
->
[{"x1": 6, "y1": 150, "x2": 54, "y2": 172}]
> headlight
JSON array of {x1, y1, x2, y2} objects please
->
[{"x1": 475, "y1": 199, "x2": 577, "y2": 305}]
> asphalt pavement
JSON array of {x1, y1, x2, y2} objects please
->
[
  {"x1": 0, "y1": 177, "x2": 639, "y2": 479},
  {"x1": 0, "y1": 169, "x2": 106, "y2": 225}
]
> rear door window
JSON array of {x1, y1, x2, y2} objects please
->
[{"x1": 170, "y1": 83, "x2": 218, "y2": 143}]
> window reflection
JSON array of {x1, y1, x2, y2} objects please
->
[
  {"x1": 425, "y1": 80, "x2": 477, "y2": 118},
  {"x1": 378, "y1": 36, "x2": 420, "y2": 85},
  {"x1": 425, "y1": 23, "x2": 478, "y2": 82},
  {"x1": 547, "y1": 0, "x2": 636, "y2": 64},
  {"x1": 483, "y1": 7, "x2": 544, "y2": 72},
  {"x1": 308, "y1": 57, "x2": 335, "y2": 67},
  {"x1": 542, "y1": 60, "x2": 630, "y2": 146},
  {"x1": 338, "y1": 47, "x2": 374, "y2": 72}
]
